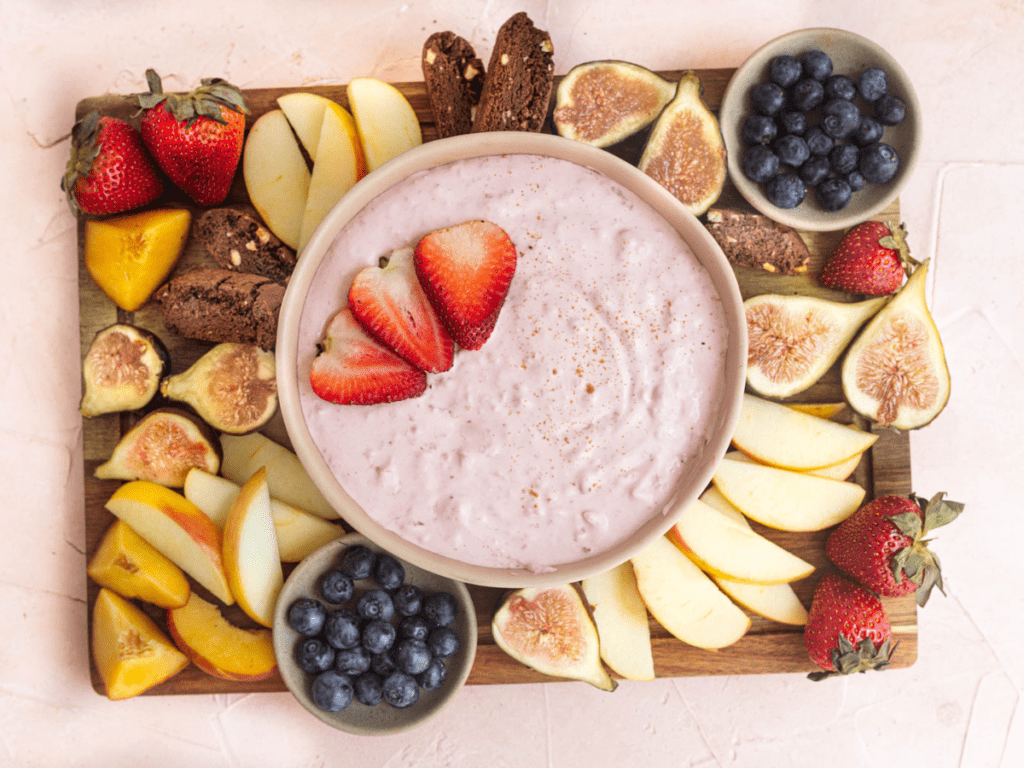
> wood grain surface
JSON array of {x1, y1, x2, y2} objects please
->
[{"x1": 78, "y1": 68, "x2": 913, "y2": 696}]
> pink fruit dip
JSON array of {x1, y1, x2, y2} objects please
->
[{"x1": 296, "y1": 153, "x2": 729, "y2": 571}]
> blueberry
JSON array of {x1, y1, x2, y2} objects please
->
[
  {"x1": 820, "y1": 99, "x2": 861, "y2": 139},
  {"x1": 361, "y1": 618, "x2": 397, "y2": 655},
  {"x1": 852, "y1": 115, "x2": 885, "y2": 147},
  {"x1": 798, "y1": 155, "x2": 831, "y2": 186},
  {"x1": 859, "y1": 142, "x2": 900, "y2": 183},
  {"x1": 804, "y1": 127, "x2": 834, "y2": 156},
  {"x1": 801, "y1": 49, "x2": 833, "y2": 81},
  {"x1": 858, "y1": 67, "x2": 889, "y2": 102},
  {"x1": 741, "y1": 114, "x2": 777, "y2": 146},
  {"x1": 382, "y1": 671, "x2": 420, "y2": 708},
  {"x1": 416, "y1": 658, "x2": 447, "y2": 691},
  {"x1": 427, "y1": 625, "x2": 461, "y2": 659},
  {"x1": 357, "y1": 589, "x2": 395, "y2": 622},
  {"x1": 311, "y1": 670, "x2": 354, "y2": 712},
  {"x1": 370, "y1": 651, "x2": 398, "y2": 678},
  {"x1": 846, "y1": 169, "x2": 866, "y2": 192},
  {"x1": 287, "y1": 597, "x2": 327, "y2": 636},
  {"x1": 395, "y1": 638, "x2": 433, "y2": 675},
  {"x1": 353, "y1": 672, "x2": 384, "y2": 706},
  {"x1": 742, "y1": 145, "x2": 780, "y2": 184},
  {"x1": 765, "y1": 173, "x2": 806, "y2": 209},
  {"x1": 750, "y1": 82, "x2": 786, "y2": 116},
  {"x1": 874, "y1": 93, "x2": 906, "y2": 126},
  {"x1": 824, "y1": 74, "x2": 857, "y2": 101},
  {"x1": 393, "y1": 584, "x2": 424, "y2": 617},
  {"x1": 334, "y1": 645, "x2": 373, "y2": 676},
  {"x1": 816, "y1": 177, "x2": 853, "y2": 211},
  {"x1": 340, "y1": 545, "x2": 376, "y2": 580},
  {"x1": 295, "y1": 637, "x2": 336, "y2": 675},
  {"x1": 776, "y1": 110, "x2": 807, "y2": 136},
  {"x1": 422, "y1": 591, "x2": 459, "y2": 627},
  {"x1": 318, "y1": 569, "x2": 354, "y2": 604},
  {"x1": 772, "y1": 134, "x2": 810, "y2": 168},
  {"x1": 788, "y1": 78, "x2": 825, "y2": 111},
  {"x1": 398, "y1": 614, "x2": 431, "y2": 642},
  {"x1": 373, "y1": 553, "x2": 405, "y2": 591},
  {"x1": 769, "y1": 54, "x2": 802, "y2": 88},
  {"x1": 829, "y1": 143, "x2": 860, "y2": 175},
  {"x1": 323, "y1": 608, "x2": 362, "y2": 650}
]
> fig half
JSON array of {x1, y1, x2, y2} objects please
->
[
  {"x1": 160, "y1": 343, "x2": 277, "y2": 435},
  {"x1": 745, "y1": 293, "x2": 888, "y2": 398},
  {"x1": 553, "y1": 60, "x2": 676, "y2": 148},
  {"x1": 492, "y1": 584, "x2": 616, "y2": 691},
  {"x1": 80, "y1": 324, "x2": 170, "y2": 418},
  {"x1": 638, "y1": 71, "x2": 726, "y2": 216},
  {"x1": 842, "y1": 260, "x2": 950, "y2": 429}
]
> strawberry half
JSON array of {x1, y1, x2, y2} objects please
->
[
  {"x1": 310, "y1": 308, "x2": 427, "y2": 405},
  {"x1": 413, "y1": 220, "x2": 517, "y2": 350},
  {"x1": 820, "y1": 221, "x2": 919, "y2": 295},
  {"x1": 348, "y1": 247, "x2": 454, "y2": 373}
]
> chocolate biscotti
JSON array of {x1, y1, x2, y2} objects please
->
[
  {"x1": 155, "y1": 268, "x2": 285, "y2": 350},
  {"x1": 422, "y1": 31, "x2": 486, "y2": 138},
  {"x1": 471, "y1": 12, "x2": 554, "y2": 133},
  {"x1": 195, "y1": 208, "x2": 297, "y2": 283},
  {"x1": 704, "y1": 208, "x2": 811, "y2": 275}
]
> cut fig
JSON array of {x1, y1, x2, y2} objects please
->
[
  {"x1": 80, "y1": 324, "x2": 170, "y2": 418},
  {"x1": 842, "y1": 259, "x2": 950, "y2": 429},
  {"x1": 553, "y1": 60, "x2": 676, "y2": 148},
  {"x1": 94, "y1": 407, "x2": 221, "y2": 487},
  {"x1": 745, "y1": 293, "x2": 888, "y2": 398},
  {"x1": 492, "y1": 584, "x2": 616, "y2": 691},
  {"x1": 160, "y1": 343, "x2": 277, "y2": 435},
  {"x1": 638, "y1": 70, "x2": 727, "y2": 216}
]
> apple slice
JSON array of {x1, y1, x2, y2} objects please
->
[
  {"x1": 732, "y1": 394, "x2": 878, "y2": 471},
  {"x1": 222, "y1": 468, "x2": 283, "y2": 627},
  {"x1": 712, "y1": 456, "x2": 865, "y2": 532},
  {"x1": 581, "y1": 562, "x2": 655, "y2": 682},
  {"x1": 87, "y1": 520, "x2": 190, "y2": 609},
  {"x1": 277, "y1": 93, "x2": 366, "y2": 172},
  {"x1": 92, "y1": 588, "x2": 190, "y2": 700},
  {"x1": 105, "y1": 481, "x2": 234, "y2": 605},
  {"x1": 667, "y1": 498, "x2": 814, "y2": 585},
  {"x1": 242, "y1": 109, "x2": 310, "y2": 250},
  {"x1": 631, "y1": 536, "x2": 750, "y2": 650},
  {"x1": 219, "y1": 432, "x2": 337, "y2": 519},
  {"x1": 297, "y1": 105, "x2": 362, "y2": 252},
  {"x1": 346, "y1": 77, "x2": 422, "y2": 172},
  {"x1": 788, "y1": 402, "x2": 847, "y2": 419},
  {"x1": 166, "y1": 592, "x2": 277, "y2": 681}
]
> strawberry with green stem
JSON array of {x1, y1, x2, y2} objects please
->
[{"x1": 820, "y1": 221, "x2": 919, "y2": 295}]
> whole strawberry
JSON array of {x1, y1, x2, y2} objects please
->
[
  {"x1": 804, "y1": 572, "x2": 897, "y2": 680},
  {"x1": 61, "y1": 111, "x2": 163, "y2": 216},
  {"x1": 820, "y1": 221, "x2": 918, "y2": 295},
  {"x1": 137, "y1": 69, "x2": 248, "y2": 206},
  {"x1": 827, "y1": 492, "x2": 963, "y2": 607}
]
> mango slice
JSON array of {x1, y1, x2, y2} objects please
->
[{"x1": 87, "y1": 520, "x2": 190, "y2": 609}]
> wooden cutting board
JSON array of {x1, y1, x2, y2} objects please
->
[{"x1": 78, "y1": 68, "x2": 914, "y2": 696}]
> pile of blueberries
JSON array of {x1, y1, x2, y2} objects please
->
[
  {"x1": 741, "y1": 49, "x2": 907, "y2": 211},
  {"x1": 286, "y1": 544, "x2": 462, "y2": 712}
]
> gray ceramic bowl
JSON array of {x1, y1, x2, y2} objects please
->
[
  {"x1": 272, "y1": 533, "x2": 477, "y2": 736},
  {"x1": 719, "y1": 27, "x2": 922, "y2": 231}
]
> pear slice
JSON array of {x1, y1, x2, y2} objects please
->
[
  {"x1": 745, "y1": 293, "x2": 888, "y2": 398},
  {"x1": 492, "y1": 584, "x2": 616, "y2": 691},
  {"x1": 842, "y1": 260, "x2": 951, "y2": 429}
]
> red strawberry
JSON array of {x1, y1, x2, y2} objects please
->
[
  {"x1": 820, "y1": 221, "x2": 918, "y2": 295},
  {"x1": 827, "y1": 492, "x2": 963, "y2": 607},
  {"x1": 136, "y1": 69, "x2": 248, "y2": 206},
  {"x1": 348, "y1": 247, "x2": 455, "y2": 373},
  {"x1": 310, "y1": 308, "x2": 427, "y2": 405},
  {"x1": 804, "y1": 572, "x2": 897, "y2": 680},
  {"x1": 61, "y1": 111, "x2": 163, "y2": 216},
  {"x1": 413, "y1": 220, "x2": 517, "y2": 350}
]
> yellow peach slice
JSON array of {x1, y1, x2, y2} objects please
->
[{"x1": 87, "y1": 520, "x2": 190, "y2": 608}]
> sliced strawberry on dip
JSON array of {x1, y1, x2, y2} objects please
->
[
  {"x1": 348, "y1": 246, "x2": 454, "y2": 373},
  {"x1": 413, "y1": 220, "x2": 517, "y2": 351},
  {"x1": 310, "y1": 308, "x2": 427, "y2": 405}
]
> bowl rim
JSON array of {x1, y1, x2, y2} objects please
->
[
  {"x1": 720, "y1": 26, "x2": 922, "y2": 231},
  {"x1": 276, "y1": 131, "x2": 747, "y2": 588}
]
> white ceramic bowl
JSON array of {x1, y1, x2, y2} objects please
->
[
  {"x1": 719, "y1": 27, "x2": 922, "y2": 231},
  {"x1": 276, "y1": 132, "x2": 746, "y2": 588}
]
